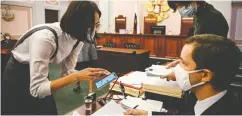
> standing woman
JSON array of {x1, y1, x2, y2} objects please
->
[
  {"x1": 73, "y1": 34, "x2": 99, "y2": 92},
  {"x1": 2, "y1": 1, "x2": 109, "y2": 115}
]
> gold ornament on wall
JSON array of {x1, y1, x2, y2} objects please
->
[
  {"x1": 2, "y1": 5, "x2": 15, "y2": 22},
  {"x1": 145, "y1": 0, "x2": 170, "y2": 22}
]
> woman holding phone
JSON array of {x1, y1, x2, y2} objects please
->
[{"x1": 2, "y1": 1, "x2": 110, "y2": 115}]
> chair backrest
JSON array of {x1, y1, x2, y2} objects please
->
[
  {"x1": 180, "y1": 17, "x2": 194, "y2": 36},
  {"x1": 115, "y1": 15, "x2": 126, "y2": 33},
  {"x1": 124, "y1": 43, "x2": 140, "y2": 49},
  {"x1": 229, "y1": 61, "x2": 242, "y2": 105},
  {"x1": 144, "y1": 13, "x2": 157, "y2": 34},
  {"x1": 104, "y1": 41, "x2": 116, "y2": 48}
]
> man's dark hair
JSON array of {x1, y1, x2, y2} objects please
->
[
  {"x1": 185, "y1": 34, "x2": 241, "y2": 91},
  {"x1": 168, "y1": 0, "x2": 205, "y2": 12},
  {"x1": 60, "y1": 1, "x2": 101, "y2": 42}
]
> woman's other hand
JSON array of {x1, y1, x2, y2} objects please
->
[{"x1": 76, "y1": 68, "x2": 110, "y2": 81}]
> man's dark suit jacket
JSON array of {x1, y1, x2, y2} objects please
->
[
  {"x1": 152, "y1": 92, "x2": 242, "y2": 115},
  {"x1": 201, "y1": 92, "x2": 242, "y2": 115}
]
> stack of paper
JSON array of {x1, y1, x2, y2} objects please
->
[{"x1": 110, "y1": 71, "x2": 182, "y2": 98}]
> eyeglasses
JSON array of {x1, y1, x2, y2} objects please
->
[
  {"x1": 94, "y1": 23, "x2": 101, "y2": 31},
  {"x1": 88, "y1": 23, "x2": 101, "y2": 32},
  {"x1": 95, "y1": 23, "x2": 101, "y2": 31}
]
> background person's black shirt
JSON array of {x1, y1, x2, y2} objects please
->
[{"x1": 191, "y1": 2, "x2": 229, "y2": 38}]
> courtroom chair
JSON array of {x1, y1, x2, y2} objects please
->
[
  {"x1": 115, "y1": 15, "x2": 126, "y2": 33},
  {"x1": 229, "y1": 57, "x2": 242, "y2": 106},
  {"x1": 124, "y1": 43, "x2": 140, "y2": 49},
  {"x1": 180, "y1": 17, "x2": 194, "y2": 36},
  {"x1": 144, "y1": 13, "x2": 157, "y2": 34},
  {"x1": 104, "y1": 41, "x2": 116, "y2": 48}
]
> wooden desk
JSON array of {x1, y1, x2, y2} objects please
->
[
  {"x1": 65, "y1": 92, "x2": 116, "y2": 115},
  {"x1": 66, "y1": 91, "x2": 180, "y2": 116},
  {"x1": 95, "y1": 47, "x2": 150, "y2": 74},
  {"x1": 97, "y1": 33, "x2": 187, "y2": 58}
]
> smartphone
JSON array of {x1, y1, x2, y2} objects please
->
[{"x1": 95, "y1": 72, "x2": 118, "y2": 89}]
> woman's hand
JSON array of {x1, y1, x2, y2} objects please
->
[
  {"x1": 50, "y1": 68, "x2": 110, "y2": 93},
  {"x1": 75, "y1": 68, "x2": 111, "y2": 81},
  {"x1": 123, "y1": 109, "x2": 148, "y2": 116}
]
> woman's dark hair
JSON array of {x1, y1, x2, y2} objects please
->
[
  {"x1": 185, "y1": 34, "x2": 241, "y2": 91},
  {"x1": 60, "y1": 1, "x2": 101, "y2": 41},
  {"x1": 168, "y1": 0, "x2": 205, "y2": 12}
]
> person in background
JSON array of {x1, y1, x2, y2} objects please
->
[
  {"x1": 73, "y1": 35, "x2": 99, "y2": 92},
  {"x1": 168, "y1": 0, "x2": 229, "y2": 37},
  {"x1": 2, "y1": 1, "x2": 110, "y2": 115},
  {"x1": 124, "y1": 34, "x2": 242, "y2": 115}
]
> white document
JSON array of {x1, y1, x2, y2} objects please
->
[
  {"x1": 120, "y1": 96, "x2": 163, "y2": 112},
  {"x1": 146, "y1": 65, "x2": 173, "y2": 76},
  {"x1": 91, "y1": 100, "x2": 126, "y2": 116},
  {"x1": 117, "y1": 71, "x2": 179, "y2": 89},
  {"x1": 120, "y1": 96, "x2": 144, "y2": 110},
  {"x1": 117, "y1": 71, "x2": 146, "y2": 88},
  {"x1": 136, "y1": 99, "x2": 163, "y2": 112},
  {"x1": 72, "y1": 111, "x2": 81, "y2": 116}
]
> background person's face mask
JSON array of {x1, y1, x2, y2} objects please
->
[
  {"x1": 173, "y1": 64, "x2": 205, "y2": 91},
  {"x1": 178, "y1": 4, "x2": 197, "y2": 17}
]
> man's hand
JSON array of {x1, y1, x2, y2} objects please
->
[
  {"x1": 160, "y1": 59, "x2": 180, "y2": 81},
  {"x1": 160, "y1": 72, "x2": 176, "y2": 81},
  {"x1": 123, "y1": 109, "x2": 148, "y2": 116},
  {"x1": 165, "y1": 59, "x2": 181, "y2": 69}
]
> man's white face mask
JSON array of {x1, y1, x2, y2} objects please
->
[{"x1": 173, "y1": 64, "x2": 205, "y2": 91}]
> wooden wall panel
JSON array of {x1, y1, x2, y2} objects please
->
[
  {"x1": 109, "y1": 35, "x2": 123, "y2": 48},
  {"x1": 164, "y1": 36, "x2": 186, "y2": 58},
  {"x1": 157, "y1": 36, "x2": 165, "y2": 57},
  {"x1": 124, "y1": 36, "x2": 142, "y2": 48},
  {"x1": 143, "y1": 37, "x2": 157, "y2": 56},
  {"x1": 97, "y1": 33, "x2": 186, "y2": 58},
  {"x1": 164, "y1": 39, "x2": 180, "y2": 58}
]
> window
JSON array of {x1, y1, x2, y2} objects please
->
[{"x1": 230, "y1": 2, "x2": 242, "y2": 45}]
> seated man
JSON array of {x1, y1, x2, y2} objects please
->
[{"x1": 124, "y1": 34, "x2": 242, "y2": 115}]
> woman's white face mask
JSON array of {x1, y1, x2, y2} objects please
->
[
  {"x1": 173, "y1": 64, "x2": 205, "y2": 91},
  {"x1": 87, "y1": 28, "x2": 96, "y2": 42}
]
